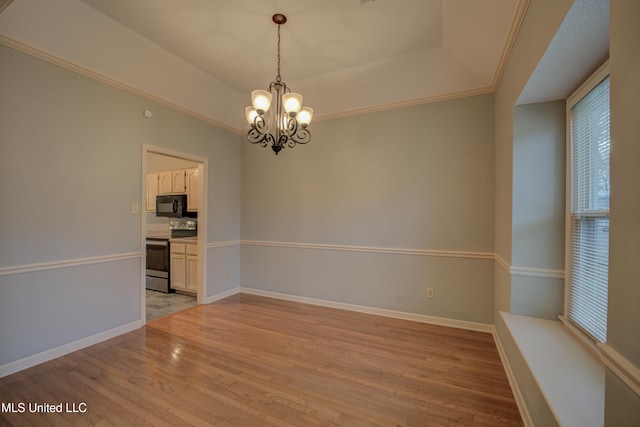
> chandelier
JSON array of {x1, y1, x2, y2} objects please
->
[{"x1": 245, "y1": 13, "x2": 313, "y2": 155}]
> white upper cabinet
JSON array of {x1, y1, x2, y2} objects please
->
[
  {"x1": 148, "y1": 167, "x2": 200, "y2": 212},
  {"x1": 186, "y1": 167, "x2": 199, "y2": 212},
  {"x1": 146, "y1": 173, "x2": 159, "y2": 212},
  {"x1": 172, "y1": 169, "x2": 187, "y2": 193},
  {"x1": 158, "y1": 171, "x2": 173, "y2": 194}
]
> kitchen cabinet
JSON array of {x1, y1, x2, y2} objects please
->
[
  {"x1": 158, "y1": 171, "x2": 173, "y2": 194},
  {"x1": 156, "y1": 169, "x2": 195, "y2": 197},
  {"x1": 158, "y1": 169, "x2": 187, "y2": 194},
  {"x1": 170, "y1": 241, "x2": 198, "y2": 293},
  {"x1": 148, "y1": 168, "x2": 199, "y2": 211},
  {"x1": 172, "y1": 169, "x2": 187, "y2": 193},
  {"x1": 186, "y1": 167, "x2": 199, "y2": 212},
  {"x1": 186, "y1": 243, "x2": 198, "y2": 292},
  {"x1": 146, "y1": 173, "x2": 159, "y2": 212}
]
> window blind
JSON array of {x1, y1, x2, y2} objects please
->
[{"x1": 568, "y1": 76, "x2": 610, "y2": 343}]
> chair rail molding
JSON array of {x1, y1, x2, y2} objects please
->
[
  {"x1": 240, "y1": 240, "x2": 494, "y2": 260},
  {"x1": 0, "y1": 252, "x2": 141, "y2": 276},
  {"x1": 598, "y1": 343, "x2": 640, "y2": 397}
]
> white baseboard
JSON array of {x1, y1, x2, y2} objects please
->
[
  {"x1": 1, "y1": 287, "x2": 239, "y2": 378},
  {"x1": 0, "y1": 320, "x2": 143, "y2": 378},
  {"x1": 203, "y1": 287, "x2": 240, "y2": 304},
  {"x1": 238, "y1": 287, "x2": 493, "y2": 333}
]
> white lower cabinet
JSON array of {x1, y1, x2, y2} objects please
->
[
  {"x1": 186, "y1": 244, "x2": 198, "y2": 292},
  {"x1": 170, "y1": 242, "x2": 197, "y2": 293}
]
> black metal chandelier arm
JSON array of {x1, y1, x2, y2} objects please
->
[
  {"x1": 249, "y1": 131, "x2": 276, "y2": 149},
  {"x1": 254, "y1": 114, "x2": 269, "y2": 133},
  {"x1": 290, "y1": 128, "x2": 311, "y2": 145},
  {"x1": 277, "y1": 134, "x2": 289, "y2": 149},
  {"x1": 284, "y1": 118, "x2": 311, "y2": 146},
  {"x1": 247, "y1": 115, "x2": 270, "y2": 146},
  {"x1": 247, "y1": 128, "x2": 267, "y2": 147},
  {"x1": 248, "y1": 124, "x2": 276, "y2": 148}
]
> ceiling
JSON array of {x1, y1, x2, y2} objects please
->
[
  {"x1": 0, "y1": 0, "x2": 610, "y2": 129},
  {"x1": 79, "y1": 0, "x2": 526, "y2": 118},
  {"x1": 517, "y1": 0, "x2": 609, "y2": 105}
]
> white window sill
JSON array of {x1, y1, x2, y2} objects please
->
[{"x1": 500, "y1": 311, "x2": 605, "y2": 427}]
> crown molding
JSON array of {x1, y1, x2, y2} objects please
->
[
  {"x1": 2, "y1": 32, "x2": 496, "y2": 135},
  {"x1": 0, "y1": 33, "x2": 244, "y2": 135},
  {"x1": 0, "y1": 0, "x2": 12, "y2": 15},
  {"x1": 491, "y1": 0, "x2": 531, "y2": 90},
  {"x1": 313, "y1": 86, "x2": 495, "y2": 123},
  {"x1": 2, "y1": 0, "x2": 530, "y2": 133}
]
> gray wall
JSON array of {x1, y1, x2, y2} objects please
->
[
  {"x1": 0, "y1": 44, "x2": 241, "y2": 369},
  {"x1": 241, "y1": 95, "x2": 496, "y2": 324},
  {"x1": 512, "y1": 101, "x2": 566, "y2": 271},
  {"x1": 493, "y1": 0, "x2": 573, "y2": 315},
  {"x1": 511, "y1": 101, "x2": 565, "y2": 319},
  {"x1": 605, "y1": 0, "x2": 640, "y2": 422},
  {"x1": 494, "y1": 0, "x2": 640, "y2": 423},
  {"x1": 2, "y1": 1, "x2": 638, "y2": 419}
]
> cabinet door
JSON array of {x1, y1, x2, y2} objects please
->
[
  {"x1": 186, "y1": 168, "x2": 199, "y2": 212},
  {"x1": 185, "y1": 243, "x2": 197, "y2": 256},
  {"x1": 186, "y1": 254, "x2": 198, "y2": 292},
  {"x1": 146, "y1": 173, "x2": 158, "y2": 212},
  {"x1": 170, "y1": 253, "x2": 186, "y2": 290},
  {"x1": 172, "y1": 169, "x2": 186, "y2": 193},
  {"x1": 158, "y1": 171, "x2": 173, "y2": 194}
]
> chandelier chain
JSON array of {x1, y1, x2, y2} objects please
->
[{"x1": 276, "y1": 24, "x2": 282, "y2": 83}]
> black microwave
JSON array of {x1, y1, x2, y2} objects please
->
[{"x1": 156, "y1": 194, "x2": 188, "y2": 217}]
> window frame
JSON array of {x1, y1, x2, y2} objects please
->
[{"x1": 564, "y1": 60, "x2": 610, "y2": 344}]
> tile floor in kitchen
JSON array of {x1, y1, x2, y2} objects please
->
[{"x1": 146, "y1": 289, "x2": 197, "y2": 321}]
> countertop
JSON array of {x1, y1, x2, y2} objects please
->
[{"x1": 170, "y1": 236, "x2": 198, "y2": 244}]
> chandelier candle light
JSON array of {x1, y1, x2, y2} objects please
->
[{"x1": 245, "y1": 13, "x2": 313, "y2": 155}]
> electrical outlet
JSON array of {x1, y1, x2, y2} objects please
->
[{"x1": 426, "y1": 288, "x2": 434, "y2": 299}]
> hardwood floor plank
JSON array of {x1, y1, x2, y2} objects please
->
[
  {"x1": 1, "y1": 294, "x2": 523, "y2": 426},
  {"x1": 77, "y1": 345, "x2": 264, "y2": 426}
]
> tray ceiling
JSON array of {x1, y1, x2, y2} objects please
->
[
  {"x1": 80, "y1": 0, "x2": 526, "y2": 117},
  {"x1": 0, "y1": 0, "x2": 530, "y2": 128}
]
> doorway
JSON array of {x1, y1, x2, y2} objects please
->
[{"x1": 141, "y1": 145, "x2": 207, "y2": 323}]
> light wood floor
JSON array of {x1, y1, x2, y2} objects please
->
[{"x1": 0, "y1": 294, "x2": 523, "y2": 426}]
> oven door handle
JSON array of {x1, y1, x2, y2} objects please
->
[{"x1": 146, "y1": 240, "x2": 169, "y2": 246}]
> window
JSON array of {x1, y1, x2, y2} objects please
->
[{"x1": 566, "y1": 65, "x2": 610, "y2": 343}]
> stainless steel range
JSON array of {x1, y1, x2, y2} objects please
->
[
  {"x1": 145, "y1": 237, "x2": 171, "y2": 293},
  {"x1": 169, "y1": 218, "x2": 197, "y2": 238},
  {"x1": 145, "y1": 219, "x2": 197, "y2": 293}
]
